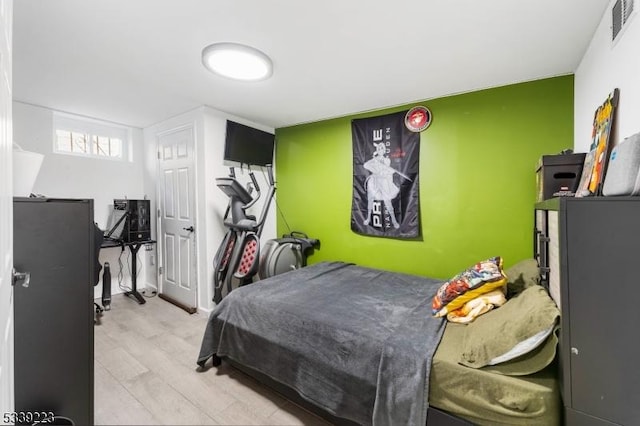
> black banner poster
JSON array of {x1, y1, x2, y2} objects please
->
[{"x1": 351, "y1": 110, "x2": 420, "y2": 239}]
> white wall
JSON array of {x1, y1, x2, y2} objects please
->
[
  {"x1": 574, "y1": 2, "x2": 640, "y2": 152},
  {"x1": 0, "y1": 0, "x2": 14, "y2": 415},
  {"x1": 12, "y1": 101, "x2": 151, "y2": 299},
  {"x1": 144, "y1": 106, "x2": 276, "y2": 313}
]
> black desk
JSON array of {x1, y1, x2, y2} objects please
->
[{"x1": 101, "y1": 238, "x2": 156, "y2": 304}]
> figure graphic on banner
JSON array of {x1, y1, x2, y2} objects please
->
[{"x1": 362, "y1": 142, "x2": 411, "y2": 229}]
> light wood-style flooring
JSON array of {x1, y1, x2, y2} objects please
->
[{"x1": 94, "y1": 292, "x2": 331, "y2": 425}]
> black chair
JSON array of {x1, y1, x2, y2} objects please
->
[{"x1": 93, "y1": 223, "x2": 104, "y2": 318}]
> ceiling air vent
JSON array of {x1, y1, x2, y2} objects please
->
[{"x1": 612, "y1": 0, "x2": 635, "y2": 42}]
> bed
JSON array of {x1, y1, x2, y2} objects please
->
[{"x1": 197, "y1": 261, "x2": 561, "y2": 425}]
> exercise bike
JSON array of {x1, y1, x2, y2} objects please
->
[{"x1": 213, "y1": 165, "x2": 275, "y2": 303}]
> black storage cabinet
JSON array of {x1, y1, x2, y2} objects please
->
[
  {"x1": 13, "y1": 198, "x2": 95, "y2": 425},
  {"x1": 535, "y1": 197, "x2": 640, "y2": 426}
]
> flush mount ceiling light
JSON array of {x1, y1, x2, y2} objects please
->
[{"x1": 202, "y1": 42, "x2": 273, "y2": 81}]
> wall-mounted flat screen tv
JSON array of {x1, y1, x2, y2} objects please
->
[{"x1": 224, "y1": 120, "x2": 275, "y2": 167}]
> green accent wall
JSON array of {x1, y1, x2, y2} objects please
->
[{"x1": 275, "y1": 76, "x2": 574, "y2": 279}]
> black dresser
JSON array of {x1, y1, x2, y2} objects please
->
[{"x1": 13, "y1": 198, "x2": 95, "y2": 425}]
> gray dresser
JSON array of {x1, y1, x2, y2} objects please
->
[{"x1": 535, "y1": 197, "x2": 640, "y2": 426}]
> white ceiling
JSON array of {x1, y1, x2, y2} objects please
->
[{"x1": 13, "y1": 0, "x2": 610, "y2": 129}]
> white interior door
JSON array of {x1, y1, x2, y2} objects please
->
[
  {"x1": 0, "y1": 0, "x2": 14, "y2": 414},
  {"x1": 158, "y1": 125, "x2": 197, "y2": 310}
]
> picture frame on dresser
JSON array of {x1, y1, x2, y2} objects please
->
[
  {"x1": 575, "y1": 150, "x2": 595, "y2": 198},
  {"x1": 578, "y1": 89, "x2": 620, "y2": 197}
]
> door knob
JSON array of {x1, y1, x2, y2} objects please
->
[
  {"x1": 183, "y1": 226, "x2": 195, "y2": 233},
  {"x1": 12, "y1": 268, "x2": 31, "y2": 288}
]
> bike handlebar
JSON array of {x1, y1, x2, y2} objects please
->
[
  {"x1": 266, "y1": 164, "x2": 274, "y2": 186},
  {"x1": 249, "y1": 171, "x2": 260, "y2": 193}
]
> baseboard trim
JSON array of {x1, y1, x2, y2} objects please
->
[{"x1": 158, "y1": 293, "x2": 197, "y2": 314}]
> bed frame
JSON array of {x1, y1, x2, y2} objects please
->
[{"x1": 221, "y1": 357, "x2": 473, "y2": 426}]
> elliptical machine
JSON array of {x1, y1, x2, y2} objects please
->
[{"x1": 213, "y1": 165, "x2": 275, "y2": 303}]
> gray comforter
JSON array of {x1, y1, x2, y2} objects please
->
[{"x1": 197, "y1": 261, "x2": 446, "y2": 426}]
